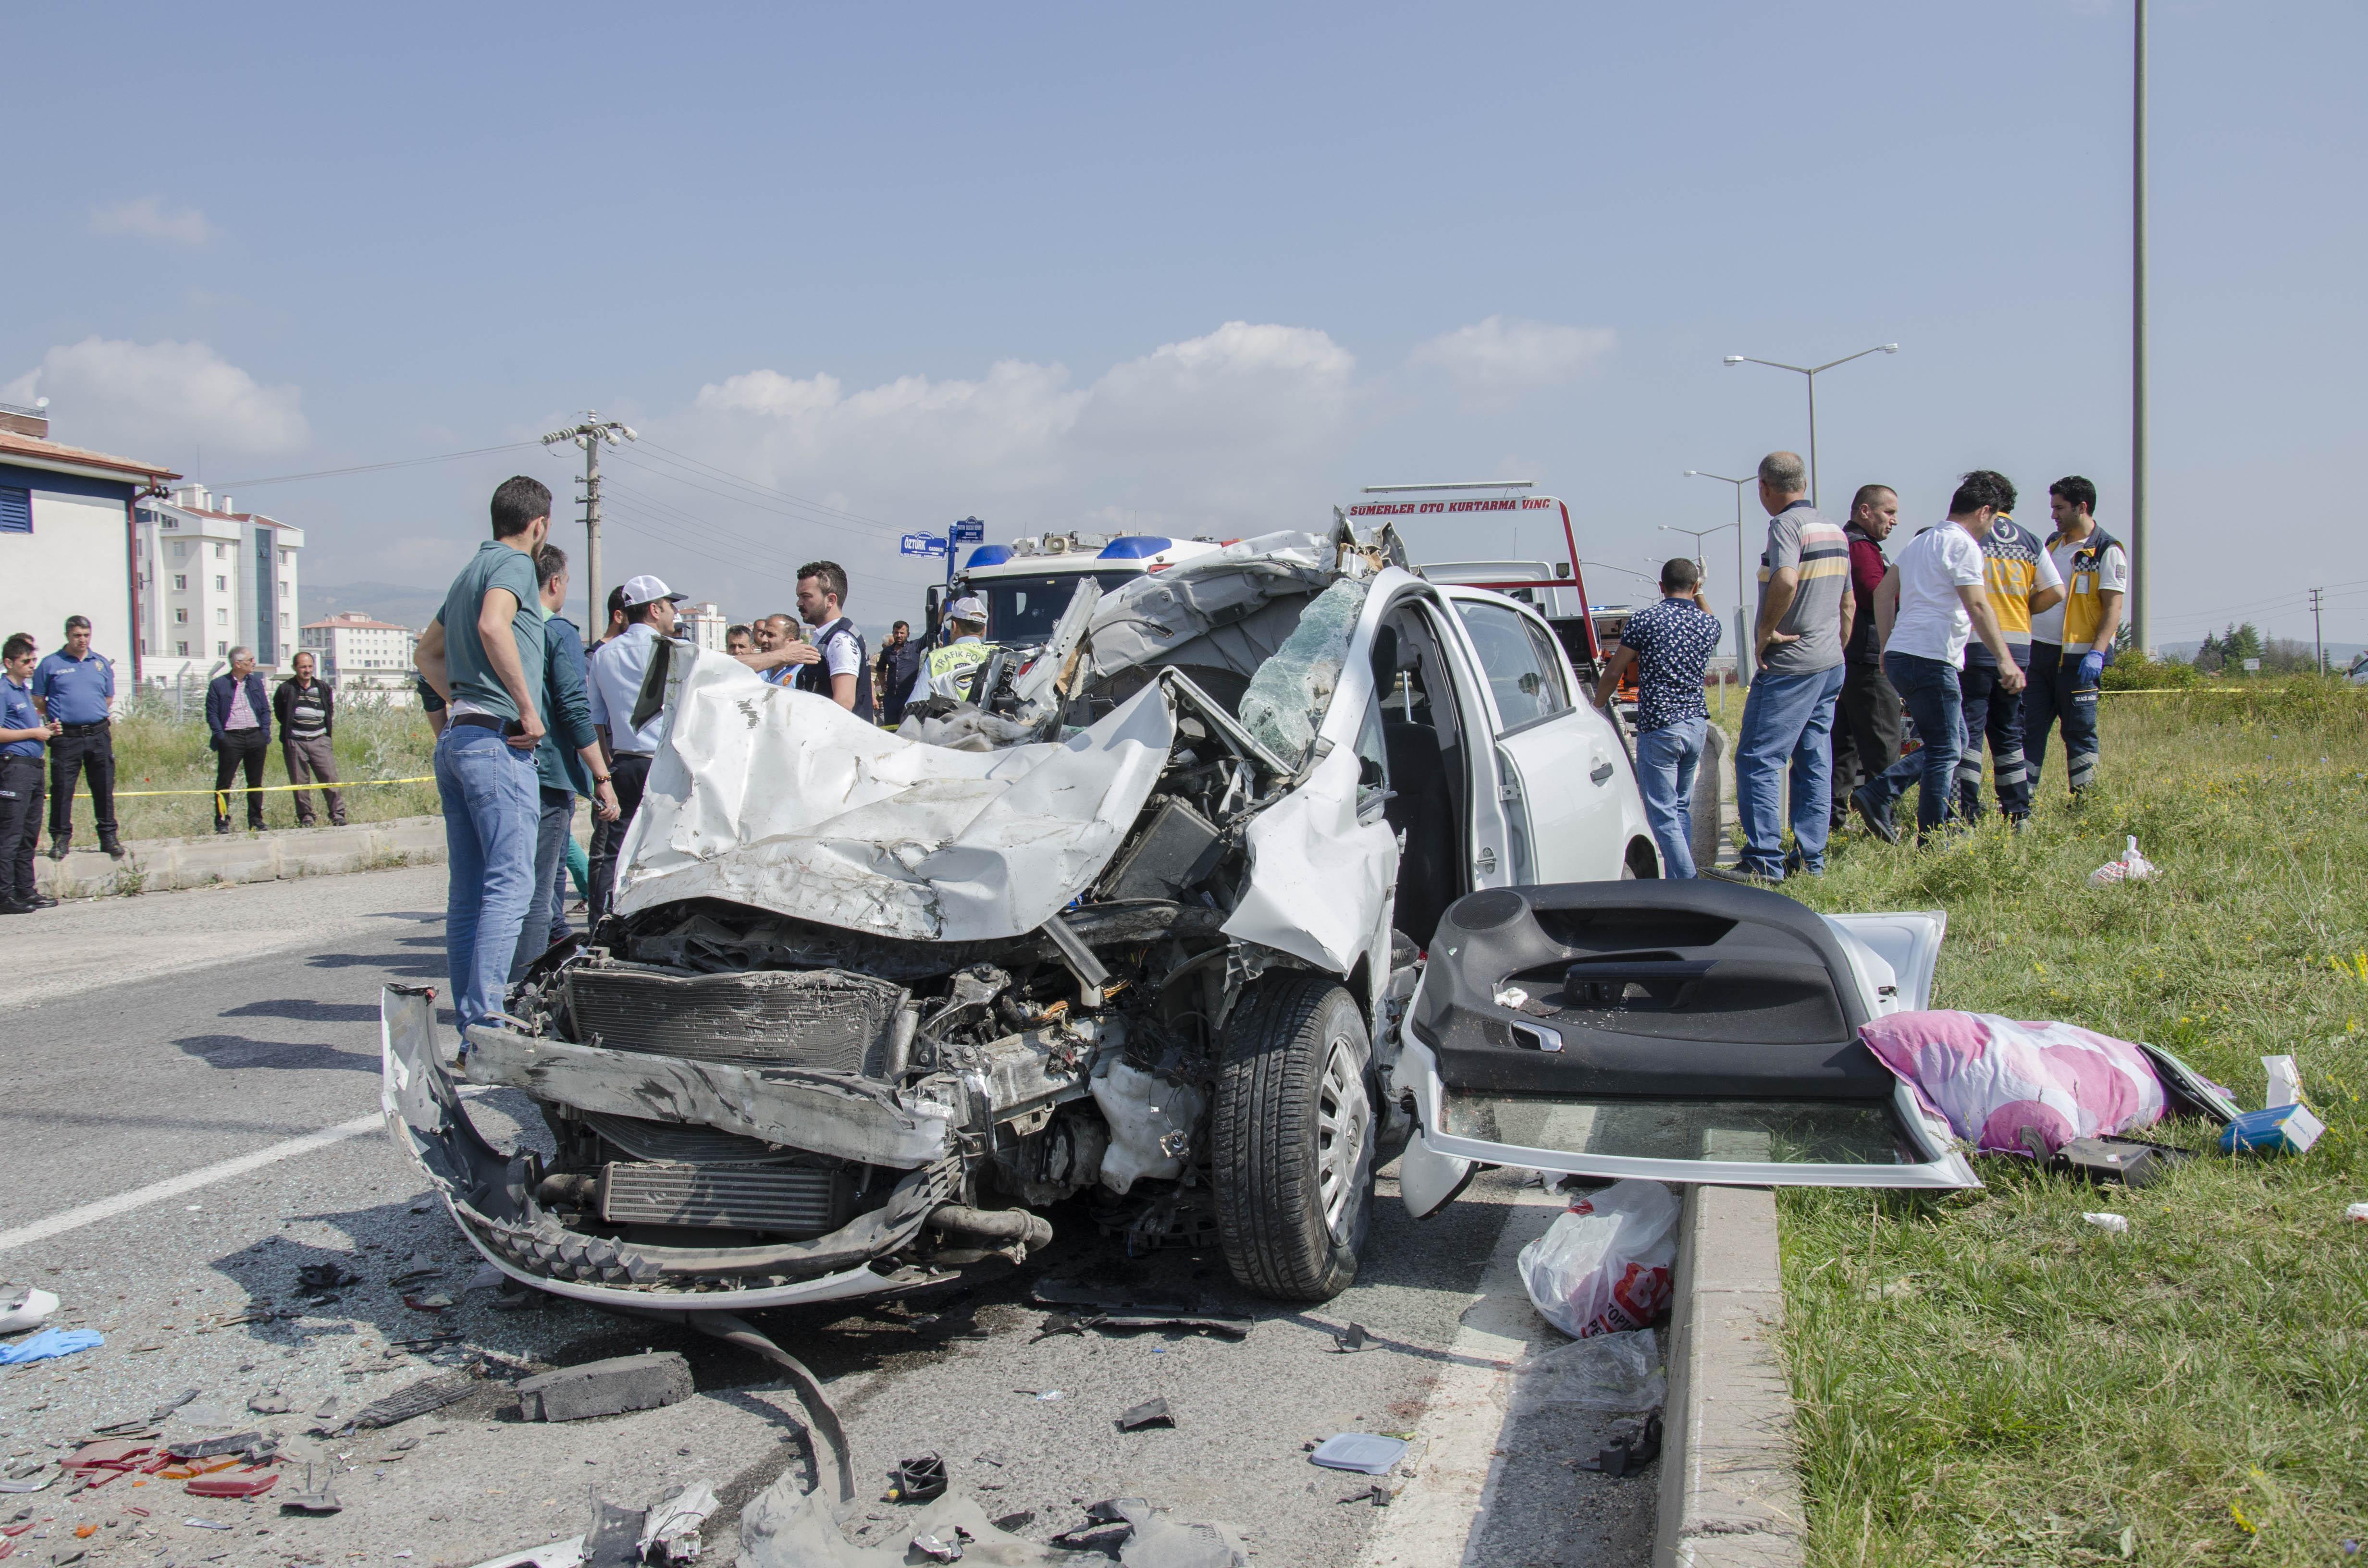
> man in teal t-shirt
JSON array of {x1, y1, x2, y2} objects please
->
[{"x1": 413, "y1": 476, "x2": 553, "y2": 1041}]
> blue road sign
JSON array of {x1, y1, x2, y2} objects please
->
[
  {"x1": 900, "y1": 533, "x2": 950, "y2": 557},
  {"x1": 950, "y1": 517, "x2": 986, "y2": 543}
]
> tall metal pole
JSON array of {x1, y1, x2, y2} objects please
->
[
  {"x1": 2131, "y1": 0, "x2": 2150, "y2": 653},
  {"x1": 583, "y1": 435, "x2": 602, "y2": 629},
  {"x1": 1805, "y1": 371, "x2": 1819, "y2": 510},
  {"x1": 2310, "y1": 587, "x2": 2325, "y2": 674},
  {"x1": 541, "y1": 413, "x2": 637, "y2": 632}
]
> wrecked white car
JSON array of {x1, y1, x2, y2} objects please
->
[{"x1": 382, "y1": 522, "x2": 1671, "y2": 1310}]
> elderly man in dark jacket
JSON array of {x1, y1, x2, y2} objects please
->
[
  {"x1": 205, "y1": 648, "x2": 272, "y2": 833},
  {"x1": 512, "y1": 545, "x2": 620, "y2": 980},
  {"x1": 272, "y1": 649, "x2": 345, "y2": 827}
]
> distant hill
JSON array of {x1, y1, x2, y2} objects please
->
[{"x1": 304, "y1": 580, "x2": 447, "y2": 633}]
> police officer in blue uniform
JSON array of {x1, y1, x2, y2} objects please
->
[
  {"x1": 31, "y1": 615, "x2": 123, "y2": 859},
  {"x1": 0, "y1": 632, "x2": 61, "y2": 912}
]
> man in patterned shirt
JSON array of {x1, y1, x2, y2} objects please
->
[
  {"x1": 1957, "y1": 475, "x2": 2063, "y2": 824},
  {"x1": 1593, "y1": 558, "x2": 1722, "y2": 878}
]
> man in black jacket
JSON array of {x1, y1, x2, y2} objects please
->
[
  {"x1": 1829, "y1": 485, "x2": 1904, "y2": 832},
  {"x1": 206, "y1": 648, "x2": 272, "y2": 833},
  {"x1": 273, "y1": 650, "x2": 345, "y2": 827},
  {"x1": 875, "y1": 620, "x2": 920, "y2": 727}
]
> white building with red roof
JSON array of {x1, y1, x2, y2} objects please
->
[
  {"x1": 299, "y1": 611, "x2": 418, "y2": 704},
  {"x1": 0, "y1": 401, "x2": 180, "y2": 682}
]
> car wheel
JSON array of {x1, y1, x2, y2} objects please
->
[{"x1": 1211, "y1": 977, "x2": 1376, "y2": 1302}]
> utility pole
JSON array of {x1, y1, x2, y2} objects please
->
[
  {"x1": 541, "y1": 413, "x2": 637, "y2": 629},
  {"x1": 2131, "y1": 0, "x2": 2150, "y2": 654},
  {"x1": 2310, "y1": 587, "x2": 2325, "y2": 674}
]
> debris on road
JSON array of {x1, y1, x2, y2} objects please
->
[
  {"x1": 388, "y1": 1252, "x2": 443, "y2": 1286},
  {"x1": 640, "y1": 1481, "x2": 718, "y2": 1564},
  {"x1": 516, "y1": 1351, "x2": 693, "y2": 1422},
  {"x1": 185, "y1": 1470, "x2": 277, "y2": 1498},
  {"x1": 246, "y1": 1389, "x2": 292, "y2": 1415},
  {"x1": 336, "y1": 1368, "x2": 483, "y2": 1431},
  {"x1": 278, "y1": 1462, "x2": 342, "y2": 1515},
  {"x1": 1030, "y1": 1284, "x2": 1252, "y2": 1340},
  {"x1": 1330, "y1": 1323, "x2": 1368, "y2": 1354},
  {"x1": 2048, "y1": 1135, "x2": 2191, "y2": 1188},
  {"x1": 0, "y1": 1329, "x2": 101, "y2": 1366},
  {"x1": 2082, "y1": 1212, "x2": 2130, "y2": 1234},
  {"x1": 0, "y1": 1286, "x2": 59, "y2": 1335},
  {"x1": 1575, "y1": 1411, "x2": 1664, "y2": 1478},
  {"x1": 295, "y1": 1262, "x2": 361, "y2": 1293},
  {"x1": 1514, "y1": 1331, "x2": 1666, "y2": 1413},
  {"x1": 403, "y1": 1292, "x2": 457, "y2": 1312},
  {"x1": 1307, "y1": 1433, "x2": 1408, "y2": 1476},
  {"x1": 1116, "y1": 1397, "x2": 1173, "y2": 1431},
  {"x1": 740, "y1": 1475, "x2": 1247, "y2": 1568},
  {"x1": 887, "y1": 1454, "x2": 948, "y2": 1504}
]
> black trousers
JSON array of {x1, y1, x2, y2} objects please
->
[
  {"x1": 587, "y1": 752, "x2": 651, "y2": 920},
  {"x1": 0, "y1": 754, "x2": 44, "y2": 901},
  {"x1": 2025, "y1": 641, "x2": 2103, "y2": 796},
  {"x1": 1957, "y1": 648, "x2": 2033, "y2": 821},
  {"x1": 1829, "y1": 659, "x2": 1904, "y2": 823},
  {"x1": 213, "y1": 731, "x2": 270, "y2": 830},
  {"x1": 48, "y1": 724, "x2": 117, "y2": 844}
]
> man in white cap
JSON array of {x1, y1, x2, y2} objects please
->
[
  {"x1": 585, "y1": 574, "x2": 685, "y2": 918},
  {"x1": 910, "y1": 596, "x2": 997, "y2": 707}
]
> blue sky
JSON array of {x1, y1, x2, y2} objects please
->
[{"x1": 7, "y1": 1, "x2": 2363, "y2": 648}]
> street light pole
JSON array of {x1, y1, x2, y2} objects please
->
[
  {"x1": 2131, "y1": 0, "x2": 2151, "y2": 653},
  {"x1": 1683, "y1": 470, "x2": 1757, "y2": 681},
  {"x1": 1722, "y1": 344, "x2": 1899, "y2": 510}
]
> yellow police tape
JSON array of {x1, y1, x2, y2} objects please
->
[{"x1": 66, "y1": 775, "x2": 438, "y2": 802}]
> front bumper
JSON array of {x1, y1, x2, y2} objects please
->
[{"x1": 379, "y1": 985, "x2": 959, "y2": 1308}]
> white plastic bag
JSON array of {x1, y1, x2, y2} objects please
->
[
  {"x1": 1513, "y1": 1329, "x2": 1665, "y2": 1412},
  {"x1": 2088, "y1": 835, "x2": 2159, "y2": 886},
  {"x1": 1516, "y1": 1179, "x2": 1680, "y2": 1339}
]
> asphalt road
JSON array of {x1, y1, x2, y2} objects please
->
[{"x1": 0, "y1": 867, "x2": 1657, "y2": 1567}]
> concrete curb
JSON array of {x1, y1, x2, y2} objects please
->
[
  {"x1": 1654, "y1": 1184, "x2": 1806, "y2": 1568},
  {"x1": 35, "y1": 814, "x2": 447, "y2": 898}
]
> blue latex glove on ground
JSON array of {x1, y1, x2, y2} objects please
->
[
  {"x1": 0, "y1": 1327, "x2": 103, "y2": 1365},
  {"x1": 2077, "y1": 650, "x2": 2106, "y2": 688}
]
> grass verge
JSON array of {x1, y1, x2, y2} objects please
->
[
  {"x1": 49, "y1": 691, "x2": 440, "y2": 844},
  {"x1": 1772, "y1": 679, "x2": 2368, "y2": 1564}
]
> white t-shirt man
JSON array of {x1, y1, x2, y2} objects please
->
[{"x1": 1886, "y1": 521, "x2": 1988, "y2": 666}]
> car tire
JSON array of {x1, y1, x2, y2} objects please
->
[{"x1": 1211, "y1": 977, "x2": 1377, "y2": 1303}]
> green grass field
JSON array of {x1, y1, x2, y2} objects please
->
[
  {"x1": 48, "y1": 692, "x2": 441, "y2": 845},
  {"x1": 1766, "y1": 680, "x2": 2368, "y2": 1564}
]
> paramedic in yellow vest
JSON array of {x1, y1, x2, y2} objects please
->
[
  {"x1": 910, "y1": 596, "x2": 997, "y2": 706},
  {"x1": 1956, "y1": 476, "x2": 2063, "y2": 824},
  {"x1": 2026, "y1": 475, "x2": 2128, "y2": 798}
]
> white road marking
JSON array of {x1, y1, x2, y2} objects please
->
[
  {"x1": 0, "y1": 1111, "x2": 385, "y2": 1255},
  {"x1": 1357, "y1": 1183, "x2": 1562, "y2": 1568}
]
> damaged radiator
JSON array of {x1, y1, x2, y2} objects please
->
[
  {"x1": 599, "y1": 1161, "x2": 843, "y2": 1235},
  {"x1": 560, "y1": 964, "x2": 913, "y2": 1075}
]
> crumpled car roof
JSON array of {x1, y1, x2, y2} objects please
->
[{"x1": 611, "y1": 530, "x2": 1373, "y2": 951}]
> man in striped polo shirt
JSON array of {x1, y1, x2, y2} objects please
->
[
  {"x1": 1712, "y1": 451, "x2": 1855, "y2": 884},
  {"x1": 1956, "y1": 477, "x2": 2063, "y2": 824}
]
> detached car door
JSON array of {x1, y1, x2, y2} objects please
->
[
  {"x1": 1442, "y1": 591, "x2": 1632, "y2": 884},
  {"x1": 1389, "y1": 881, "x2": 1974, "y2": 1218}
]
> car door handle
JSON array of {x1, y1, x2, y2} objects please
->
[{"x1": 1590, "y1": 760, "x2": 1615, "y2": 785}]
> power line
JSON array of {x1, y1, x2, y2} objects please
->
[
  {"x1": 214, "y1": 441, "x2": 543, "y2": 489},
  {"x1": 606, "y1": 449, "x2": 893, "y2": 543},
  {"x1": 629, "y1": 439, "x2": 897, "y2": 530}
]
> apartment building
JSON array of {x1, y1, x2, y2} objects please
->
[
  {"x1": 300, "y1": 611, "x2": 418, "y2": 704},
  {"x1": 134, "y1": 483, "x2": 304, "y2": 684},
  {"x1": 679, "y1": 600, "x2": 730, "y2": 652}
]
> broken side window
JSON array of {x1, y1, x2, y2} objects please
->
[{"x1": 1234, "y1": 577, "x2": 1369, "y2": 763}]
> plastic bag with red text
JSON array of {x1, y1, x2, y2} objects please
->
[{"x1": 1516, "y1": 1179, "x2": 1680, "y2": 1339}]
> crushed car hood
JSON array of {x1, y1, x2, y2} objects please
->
[{"x1": 615, "y1": 659, "x2": 1177, "y2": 943}]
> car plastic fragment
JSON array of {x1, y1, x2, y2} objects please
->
[
  {"x1": 1030, "y1": 1282, "x2": 1251, "y2": 1338},
  {"x1": 1575, "y1": 1411, "x2": 1664, "y2": 1477},
  {"x1": 185, "y1": 1471, "x2": 277, "y2": 1498},
  {"x1": 637, "y1": 1481, "x2": 718, "y2": 1565},
  {"x1": 1308, "y1": 1433, "x2": 1408, "y2": 1475},
  {"x1": 1330, "y1": 1323, "x2": 1369, "y2": 1354},
  {"x1": 278, "y1": 1462, "x2": 342, "y2": 1515},
  {"x1": 0, "y1": 1286, "x2": 58, "y2": 1335},
  {"x1": 1116, "y1": 1397, "x2": 1173, "y2": 1431},
  {"x1": 887, "y1": 1454, "x2": 948, "y2": 1504}
]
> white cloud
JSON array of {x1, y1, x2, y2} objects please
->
[
  {"x1": 1410, "y1": 316, "x2": 1616, "y2": 403},
  {"x1": 90, "y1": 197, "x2": 216, "y2": 247},
  {"x1": 656, "y1": 321, "x2": 1360, "y2": 544},
  {"x1": 4, "y1": 338, "x2": 308, "y2": 459}
]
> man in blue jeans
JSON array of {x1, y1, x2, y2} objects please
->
[
  {"x1": 1853, "y1": 471, "x2": 2025, "y2": 844},
  {"x1": 1593, "y1": 559, "x2": 1722, "y2": 877},
  {"x1": 413, "y1": 476, "x2": 554, "y2": 1042},
  {"x1": 510, "y1": 543, "x2": 619, "y2": 981},
  {"x1": 1718, "y1": 452, "x2": 1854, "y2": 883}
]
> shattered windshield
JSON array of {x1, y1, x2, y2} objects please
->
[{"x1": 1235, "y1": 577, "x2": 1369, "y2": 762}]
